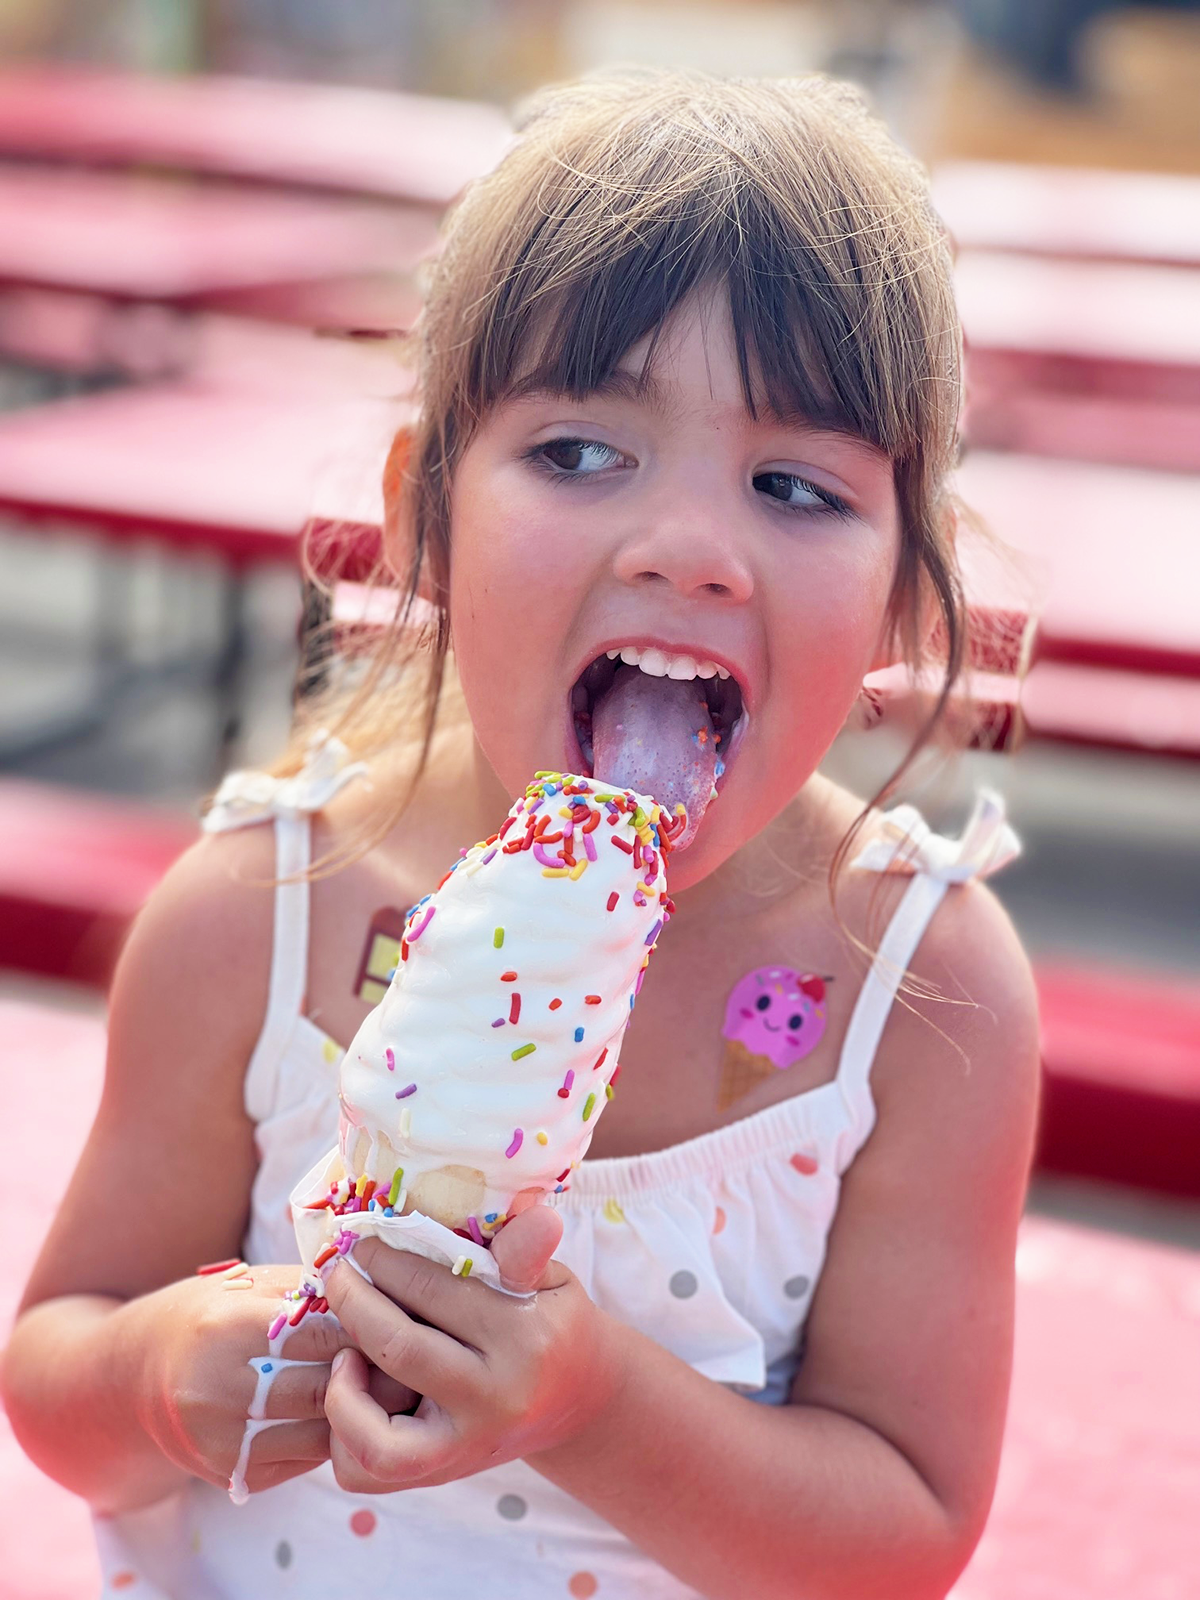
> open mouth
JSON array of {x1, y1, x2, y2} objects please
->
[{"x1": 568, "y1": 645, "x2": 748, "y2": 784}]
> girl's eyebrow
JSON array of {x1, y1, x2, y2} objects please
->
[
  {"x1": 508, "y1": 369, "x2": 888, "y2": 464},
  {"x1": 507, "y1": 368, "x2": 668, "y2": 413}
]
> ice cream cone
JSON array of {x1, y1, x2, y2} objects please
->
[
  {"x1": 403, "y1": 1164, "x2": 487, "y2": 1232},
  {"x1": 718, "y1": 1038, "x2": 777, "y2": 1111}
]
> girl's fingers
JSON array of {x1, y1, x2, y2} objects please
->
[
  {"x1": 256, "y1": 1358, "x2": 419, "y2": 1421},
  {"x1": 260, "y1": 1362, "x2": 331, "y2": 1421},
  {"x1": 323, "y1": 1261, "x2": 480, "y2": 1401},
  {"x1": 368, "y1": 1366, "x2": 421, "y2": 1417},
  {"x1": 325, "y1": 1349, "x2": 456, "y2": 1490},
  {"x1": 350, "y1": 1240, "x2": 498, "y2": 1345},
  {"x1": 246, "y1": 1417, "x2": 331, "y2": 1467},
  {"x1": 489, "y1": 1204, "x2": 566, "y2": 1294},
  {"x1": 263, "y1": 1308, "x2": 354, "y2": 1363}
]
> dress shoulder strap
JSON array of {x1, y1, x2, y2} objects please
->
[
  {"x1": 201, "y1": 730, "x2": 369, "y2": 1121},
  {"x1": 832, "y1": 789, "x2": 1021, "y2": 1170}
]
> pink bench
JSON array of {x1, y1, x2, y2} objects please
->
[
  {"x1": 0, "y1": 780, "x2": 194, "y2": 988},
  {"x1": 1035, "y1": 964, "x2": 1200, "y2": 1199},
  {"x1": 954, "y1": 450, "x2": 1200, "y2": 682}
]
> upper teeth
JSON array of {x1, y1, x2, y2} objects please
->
[{"x1": 605, "y1": 645, "x2": 730, "y2": 681}]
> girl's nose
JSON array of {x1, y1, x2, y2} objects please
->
[{"x1": 611, "y1": 506, "x2": 754, "y2": 603}]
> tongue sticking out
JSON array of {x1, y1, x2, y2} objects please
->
[{"x1": 590, "y1": 665, "x2": 718, "y2": 850}]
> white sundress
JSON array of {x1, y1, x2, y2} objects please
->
[{"x1": 94, "y1": 736, "x2": 1020, "y2": 1599}]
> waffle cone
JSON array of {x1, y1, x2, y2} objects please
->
[{"x1": 718, "y1": 1038, "x2": 778, "y2": 1111}]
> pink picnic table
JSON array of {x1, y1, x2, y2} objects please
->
[
  {"x1": 1, "y1": 993, "x2": 1197, "y2": 1598},
  {"x1": 0, "y1": 380, "x2": 400, "y2": 568},
  {"x1": 0, "y1": 67, "x2": 512, "y2": 205},
  {"x1": 0, "y1": 161, "x2": 440, "y2": 307},
  {"x1": 0, "y1": 381, "x2": 402, "y2": 762},
  {"x1": 956, "y1": 251, "x2": 1200, "y2": 407},
  {"x1": 932, "y1": 161, "x2": 1200, "y2": 269},
  {"x1": 953, "y1": 450, "x2": 1200, "y2": 682},
  {"x1": 962, "y1": 387, "x2": 1200, "y2": 475}
]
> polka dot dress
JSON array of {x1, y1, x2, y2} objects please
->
[{"x1": 93, "y1": 775, "x2": 1017, "y2": 1597}]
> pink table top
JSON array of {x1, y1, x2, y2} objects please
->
[
  {"x1": 0, "y1": 162, "x2": 441, "y2": 304},
  {"x1": 933, "y1": 160, "x2": 1200, "y2": 268},
  {"x1": 0, "y1": 67, "x2": 512, "y2": 205},
  {"x1": 954, "y1": 451, "x2": 1200, "y2": 678},
  {"x1": 956, "y1": 251, "x2": 1200, "y2": 375},
  {"x1": 0, "y1": 381, "x2": 405, "y2": 567}
]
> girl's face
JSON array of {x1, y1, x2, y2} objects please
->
[{"x1": 447, "y1": 285, "x2": 901, "y2": 895}]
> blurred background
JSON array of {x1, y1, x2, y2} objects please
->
[{"x1": 0, "y1": 2, "x2": 1198, "y2": 1596}]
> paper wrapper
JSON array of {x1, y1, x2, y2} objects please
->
[{"x1": 290, "y1": 1149, "x2": 533, "y2": 1297}]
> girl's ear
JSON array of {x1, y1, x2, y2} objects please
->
[{"x1": 380, "y1": 427, "x2": 437, "y2": 604}]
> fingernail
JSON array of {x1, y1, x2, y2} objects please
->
[{"x1": 332, "y1": 1349, "x2": 348, "y2": 1376}]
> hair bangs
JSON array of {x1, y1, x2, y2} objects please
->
[{"x1": 469, "y1": 159, "x2": 931, "y2": 466}]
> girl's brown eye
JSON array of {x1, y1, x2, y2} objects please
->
[
  {"x1": 755, "y1": 471, "x2": 849, "y2": 517},
  {"x1": 539, "y1": 438, "x2": 619, "y2": 474}
]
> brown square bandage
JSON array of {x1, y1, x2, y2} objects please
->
[{"x1": 354, "y1": 907, "x2": 407, "y2": 1004}]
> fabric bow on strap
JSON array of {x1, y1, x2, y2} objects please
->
[
  {"x1": 848, "y1": 788, "x2": 1020, "y2": 884},
  {"x1": 204, "y1": 729, "x2": 369, "y2": 833}
]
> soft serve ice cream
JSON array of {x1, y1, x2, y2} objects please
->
[{"x1": 288, "y1": 772, "x2": 682, "y2": 1293}]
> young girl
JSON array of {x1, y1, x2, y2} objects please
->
[{"x1": 3, "y1": 66, "x2": 1040, "y2": 1600}]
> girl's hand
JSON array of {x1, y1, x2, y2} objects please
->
[
  {"x1": 133, "y1": 1264, "x2": 417, "y2": 1496},
  {"x1": 321, "y1": 1209, "x2": 623, "y2": 1493}
]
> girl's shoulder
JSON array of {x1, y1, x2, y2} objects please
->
[
  {"x1": 777, "y1": 775, "x2": 1038, "y2": 1140},
  {"x1": 837, "y1": 785, "x2": 1041, "y2": 1186},
  {"x1": 828, "y1": 778, "x2": 1037, "y2": 1093}
]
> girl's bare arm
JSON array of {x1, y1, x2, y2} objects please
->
[
  {"x1": 528, "y1": 882, "x2": 1041, "y2": 1600},
  {"x1": 1, "y1": 827, "x2": 287, "y2": 1512}
]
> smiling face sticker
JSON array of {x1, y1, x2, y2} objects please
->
[{"x1": 723, "y1": 967, "x2": 828, "y2": 1067}]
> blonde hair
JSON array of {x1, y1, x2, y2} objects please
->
[{"x1": 263, "y1": 65, "x2": 975, "y2": 903}]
